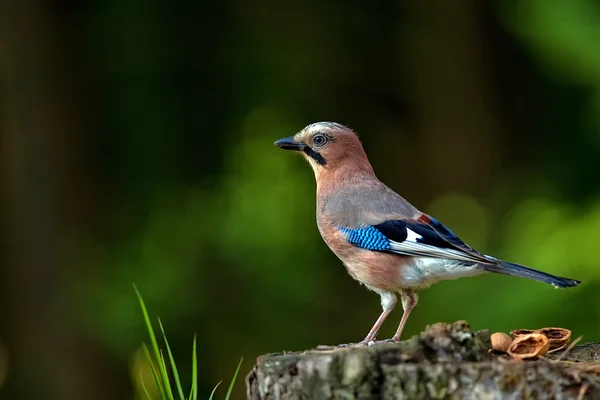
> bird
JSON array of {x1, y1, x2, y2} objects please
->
[{"x1": 274, "y1": 122, "x2": 581, "y2": 345}]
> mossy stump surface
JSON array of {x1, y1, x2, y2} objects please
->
[{"x1": 246, "y1": 321, "x2": 600, "y2": 399}]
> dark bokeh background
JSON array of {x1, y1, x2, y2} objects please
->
[{"x1": 1, "y1": 0, "x2": 600, "y2": 399}]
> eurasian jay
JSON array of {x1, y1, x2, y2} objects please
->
[{"x1": 274, "y1": 122, "x2": 581, "y2": 344}]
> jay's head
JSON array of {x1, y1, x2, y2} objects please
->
[{"x1": 274, "y1": 122, "x2": 370, "y2": 174}]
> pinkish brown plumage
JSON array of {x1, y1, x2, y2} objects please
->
[{"x1": 274, "y1": 122, "x2": 580, "y2": 345}]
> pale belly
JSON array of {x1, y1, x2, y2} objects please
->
[
  {"x1": 399, "y1": 257, "x2": 485, "y2": 289},
  {"x1": 330, "y1": 238, "x2": 484, "y2": 291}
]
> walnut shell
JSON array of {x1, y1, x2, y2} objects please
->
[
  {"x1": 490, "y1": 332, "x2": 512, "y2": 353},
  {"x1": 536, "y1": 327, "x2": 571, "y2": 351},
  {"x1": 507, "y1": 333, "x2": 549, "y2": 359},
  {"x1": 510, "y1": 328, "x2": 534, "y2": 339}
]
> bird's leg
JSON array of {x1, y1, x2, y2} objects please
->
[
  {"x1": 359, "y1": 292, "x2": 397, "y2": 344},
  {"x1": 391, "y1": 289, "x2": 418, "y2": 342}
]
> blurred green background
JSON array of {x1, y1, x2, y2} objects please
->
[{"x1": 1, "y1": 0, "x2": 600, "y2": 398}]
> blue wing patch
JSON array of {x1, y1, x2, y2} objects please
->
[{"x1": 339, "y1": 225, "x2": 391, "y2": 251}]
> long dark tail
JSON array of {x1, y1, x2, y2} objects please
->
[{"x1": 480, "y1": 261, "x2": 581, "y2": 288}]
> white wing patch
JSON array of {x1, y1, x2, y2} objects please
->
[
  {"x1": 388, "y1": 240, "x2": 485, "y2": 263},
  {"x1": 405, "y1": 228, "x2": 423, "y2": 242}
]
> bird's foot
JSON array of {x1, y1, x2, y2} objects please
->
[
  {"x1": 376, "y1": 338, "x2": 398, "y2": 344},
  {"x1": 363, "y1": 338, "x2": 399, "y2": 347},
  {"x1": 335, "y1": 338, "x2": 400, "y2": 348},
  {"x1": 337, "y1": 342, "x2": 368, "y2": 348},
  {"x1": 353, "y1": 338, "x2": 395, "y2": 347}
]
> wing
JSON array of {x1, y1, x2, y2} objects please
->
[
  {"x1": 337, "y1": 213, "x2": 582, "y2": 288},
  {"x1": 339, "y1": 214, "x2": 494, "y2": 265}
]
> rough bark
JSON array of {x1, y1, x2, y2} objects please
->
[{"x1": 246, "y1": 321, "x2": 600, "y2": 399}]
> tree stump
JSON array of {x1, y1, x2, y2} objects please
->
[{"x1": 246, "y1": 321, "x2": 600, "y2": 399}]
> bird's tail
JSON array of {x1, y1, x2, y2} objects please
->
[{"x1": 479, "y1": 261, "x2": 581, "y2": 288}]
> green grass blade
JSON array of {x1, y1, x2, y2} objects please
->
[
  {"x1": 139, "y1": 371, "x2": 153, "y2": 400},
  {"x1": 142, "y1": 343, "x2": 167, "y2": 400},
  {"x1": 159, "y1": 349, "x2": 174, "y2": 399},
  {"x1": 158, "y1": 318, "x2": 185, "y2": 400},
  {"x1": 224, "y1": 358, "x2": 243, "y2": 400},
  {"x1": 208, "y1": 381, "x2": 221, "y2": 400},
  {"x1": 190, "y1": 335, "x2": 198, "y2": 400},
  {"x1": 134, "y1": 284, "x2": 174, "y2": 400}
]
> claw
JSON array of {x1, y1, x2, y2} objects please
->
[
  {"x1": 337, "y1": 341, "x2": 370, "y2": 348},
  {"x1": 366, "y1": 338, "x2": 398, "y2": 346}
]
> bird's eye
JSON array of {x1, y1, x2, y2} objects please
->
[{"x1": 313, "y1": 134, "x2": 327, "y2": 147}]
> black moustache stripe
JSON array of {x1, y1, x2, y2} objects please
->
[{"x1": 303, "y1": 147, "x2": 327, "y2": 166}]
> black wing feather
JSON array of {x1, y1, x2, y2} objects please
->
[
  {"x1": 374, "y1": 219, "x2": 473, "y2": 252},
  {"x1": 373, "y1": 216, "x2": 492, "y2": 264},
  {"x1": 416, "y1": 214, "x2": 490, "y2": 261}
]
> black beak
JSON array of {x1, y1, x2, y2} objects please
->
[{"x1": 274, "y1": 136, "x2": 305, "y2": 151}]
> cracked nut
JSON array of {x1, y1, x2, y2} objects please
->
[
  {"x1": 537, "y1": 327, "x2": 571, "y2": 351},
  {"x1": 507, "y1": 333, "x2": 549, "y2": 359},
  {"x1": 510, "y1": 328, "x2": 534, "y2": 339},
  {"x1": 511, "y1": 327, "x2": 572, "y2": 352},
  {"x1": 491, "y1": 332, "x2": 512, "y2": 352}
]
